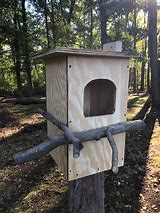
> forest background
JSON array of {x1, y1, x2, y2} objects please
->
[{"x1": 1, "y1": 0, "x2": 160, "y2": 98}]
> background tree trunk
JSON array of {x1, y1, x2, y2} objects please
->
[
  {"x1": 140, "y1": 40, "x2": 147, "y2": 91},
  {"x1": 100, "y1": 4, "x2": 108, "y2": 46},
  {"x1": 44, "y1": 0, "x2": 50, "y2": 48},
  {"x1": 89, "y1": 3, "x2": 93, "y2": 49},
  {"x1": 140, "y1": 59, "x2": 145, "y2": 91},
  {"x1": 147, "y1": 32, "x2": 150, "y2": 92},
  {"x1": 140, "y1": 13, "x2": 147, "y2": 91},
  {"x1": 115, "y1": 13, "x2": 120, "y2": 40},
  {"x1": 51, "y1": 0, "x2": 56, "y2": 47},
  {"x1": 69, "y1": 173, "x2": 105, "y2": 213},
  {"x1": 148, "y1": 0, "x2": 160, "y2": 109},
  {"x1": 21, "y1": 0, "x2": 34, "y2": 97},
  {"x1": 133, "y1": 0, "x2": 137, "y2": 92},
  {"x1": 13, "y1": 6, "x2": 23, "y2": 97}
]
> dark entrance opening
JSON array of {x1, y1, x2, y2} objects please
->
[{"x1": 84, "y1": 79, "x2": 116, "y2": 117}]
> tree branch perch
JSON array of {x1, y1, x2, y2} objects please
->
[
  {"x1": 14, "y1": 120, "x2": 145, "y2": 173},
  {"x1": 37, "y1": 108, "x2": 82, "y2": 158}
]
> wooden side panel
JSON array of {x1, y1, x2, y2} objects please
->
[
  {"x1": 68, "y1": 56, "x2": 129, "y2": 180},
  {"x1": 45, "y1": 56, "x2": 68, "y2": 177}
]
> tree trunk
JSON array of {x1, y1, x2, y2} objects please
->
[
  {"x1": 133, "y1": 0, "x2": 137, "y2": 92},
  {"x1": 140, "y1": 39, "x2": 147, "y2": 91},
  {"x1": 89, "y1": 4, "x2": 93, "y2": 49},
  {"x1": 133, "y1": 60, "x2": 137, "y2": 92},
  {"x1": 51, "y1": 0, "x2": 56, "y2": 47},
  {"x1": 69, "y1": 173, "x2": 105, "y2": 213},
  {"x1": 13, "y1": 7, "x2": 23, "y2": 97},
  {"x1": 147, "y1": 34, "x2": 151, "y2": 92},
  {"x1": 148, "y1": 0, "x2": 160, "y2": 110},
  {"x1": 100, "y1": 5, "x2": 108, "y2": 46},
  {"x1": 44, "y1": 0, "x2": 50, "y2": 48},
  {"x1": 21, "y1": 0, "x2": 34, "y2": 97},
  {"x1": 115, "y1": 13, "x2": 120, "y2": 40},
  {"x1": 147, "y1": 60, "x2": 150, "y2": 92},
  {"x1": 140, "y1": 60, "x2": 145, "y2": 91},
  {"x1": 140, "y1": 13, "x2": 147, "y2": 91}
]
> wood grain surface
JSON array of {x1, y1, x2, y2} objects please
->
[
  {"x1": 67, "y1": 56, "x2": 129, "y2": 180},
  {"x1": 45, "y1": 56, "x2": 68, "y2": 177}
]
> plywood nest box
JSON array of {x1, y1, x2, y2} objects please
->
[{"x1": 34, "y1": 48, "x2": 132, "y2": 181}]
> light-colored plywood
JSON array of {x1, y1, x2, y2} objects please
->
[
  {"x1": 68, "y1": 56, "x2": 129, "y2": 180},
  {"x1": 45, "y1": 56, "x2": 68, "y2": 177}
]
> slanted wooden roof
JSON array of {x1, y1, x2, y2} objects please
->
[{"x1": 33, "y1": 47, "x2": 136, "y2": 60}]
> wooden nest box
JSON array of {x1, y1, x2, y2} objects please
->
[{"x1": 35, "y1": 47, "x2": 131, "y2": 180}]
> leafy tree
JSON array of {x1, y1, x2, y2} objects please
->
[{"x1": 0, "y1": 0, "x2": 159, "y2": 96}]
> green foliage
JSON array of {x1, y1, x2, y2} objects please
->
[
  {"x1": 0, "y1": 46, "x2": 16, "y2": 91},
  {"x1": 0, "y1": 0, "x2": 153, "y2": 95}
]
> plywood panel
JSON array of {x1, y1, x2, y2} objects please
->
[
  {"x1": 45, "y1": 56, "x2": 68, "y2": 177},
  {"x1": 68, "y1": 56, "x2": 129, "y2": 180}
]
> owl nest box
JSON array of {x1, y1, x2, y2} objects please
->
[{"x1": 34, "y1": 47, "x2": 131, "y2": 180}]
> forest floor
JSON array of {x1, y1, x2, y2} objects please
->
[{"x1": 0, "y1": 93, "x2": 159, "y2": 213}]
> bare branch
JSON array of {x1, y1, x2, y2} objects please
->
[
  {"x1": 37, "y1": 108, "x2": 82, "y2": 158},
  {"x1": 105, "y1": 131, "x2": 118, "y2": 173},
  {"x1": 14, "y1": 120, "x2": 145, "y2": 170}
]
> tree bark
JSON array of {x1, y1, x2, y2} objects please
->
[
  {"x1": 148, "y1": 0, "x2": 160, "y2": 110},
  {"x1": 89, "y1": 2, "x2": 93, "y2": 49},
  {"x1": 51, "y1": 0, "x2": 56, "y2": 46},
  {"x1": 147, "y1": 34, "x2": 151, "y2": 92},
  {"x1": 147, "y1": 60, "x2": 150, "y2": 92},
  {"x1": 21, "y1": 0, "x2": 34, "y2": 97},
  {"x1": 100, "y1": 5, "x2": 108, "y2": 46},
  {"x1": 140, "y1": 60, "x2": 145, "y2": 91},
  {"x1": 44, "y1": 0, "x2": 50, "y2": 48},
  {"x1": 13, "y1": 5, "x2": 23, "y2": 97},
  {"x1": 133, "y1": 0, "x2": 137, "y2": 92},
  {"x1": 140, "y1": 39, "x2": 147, "y2": 91},
  {"x1": 115, "y1": 12, "x2": 120, "y2": 40},
  {"x1": 140, "y1": 13, "x2": 147, "y2": 91},
  {"x1": 69, "y1": 173, "x2": 105, "y2": 213}
]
